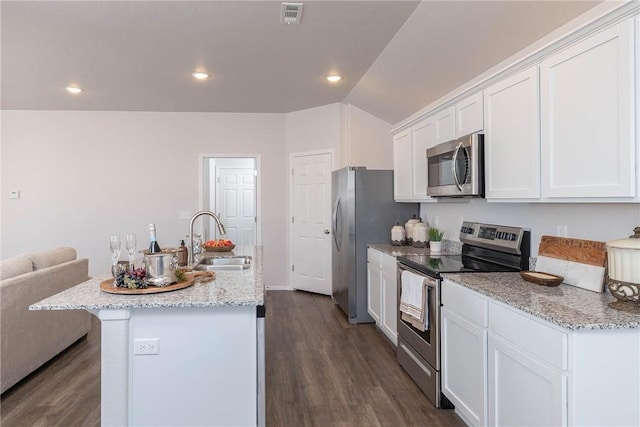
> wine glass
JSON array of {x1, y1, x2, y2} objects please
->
[
  {"x1": 109, "y1": 235, "x2": 121, "y2": 277},
  {"x1": 125, "y1": 234, "x2": 137, "y2": 269}
]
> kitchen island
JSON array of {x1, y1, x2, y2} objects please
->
[{"x1": 30, "y1": 246, "x2": 265, "y2": 427}]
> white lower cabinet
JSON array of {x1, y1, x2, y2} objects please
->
[
  {"x1": 367, "y1": 249, "x2": 382, "y2": 323},
  {"x1": 488, "y1": 302, "x2": 568, "y2": 427},
  {"x1": 367, "y1": 248, "x2": 398, "y2": 345},
  {"x1": 442, "y1": 278, "x2": 489, "y2": 427},
  {"x1": 489, "y1": 334, "x2": 567, "y2": 427},
  {"x1": 380, "y1": 254, "x2": 398, "y2": 343},
  {"x1": 441, "y1": 278, "x2": 640, "y2": 427}
]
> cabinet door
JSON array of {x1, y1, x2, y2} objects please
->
[
  {"x1": 366, "y1": 249, "x2": 381, "y2": 323},
  {"x1": 484, "y1": 67, "x2": 541, "y2": 199},
  {"x1": 489, "y1": 334, "x2": 567, "y2": 427},
  {"x1": 433, "y1": 106, "x2": 456, "y2": 144},
  {"x1": 393, "y1": 129, "x2": 413, "y2": 201},
  {"x1": 442, "y1": 308, "x2": 487, "y2": 427},
  {"x1": 456, "y1": 92, "x2": 484, "y2": 137},
  {"x1": 540, "y1": 19, "x2": 635, "y2": 198},
  {"x1": 411, "y1": 117, "x2": 435, "y2": 201},
  {"x1": 380, "y1": 254, "x2": 398, "y2": 345}
]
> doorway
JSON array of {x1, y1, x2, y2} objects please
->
[{"x1": 201, "y1": 156, "x2": 260, "y2": 246}]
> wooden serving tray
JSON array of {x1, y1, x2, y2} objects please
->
[
  {"x1": 100, "y1": 271, "x2": 214, "y2": 295},
  {"x1": 520, "y1": 271, "x2": 564, "y2": 287}
]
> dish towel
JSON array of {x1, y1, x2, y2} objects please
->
[{"x1": 400, "y1": 270, "x2": 429, "y2": 331}]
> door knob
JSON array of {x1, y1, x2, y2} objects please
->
[{"x1": 324, "y1": 229, "x2": 330, "y2": 234}]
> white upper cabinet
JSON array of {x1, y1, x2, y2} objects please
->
[
  {"x1": 456, "y1": 91, "x2": 484, "y2": 137},
  {"x1": 433, "y1": 106, "x2": 456, "y2": 144},
  {"x1": 484, "y1": 67, "x2": 541, "y2": 199},
  {"x1": 393, "y1": 129, "x2": 412, "y2": 201},
  {"x1": 411, "y1": 117, "x2": 435, "y2": 201},
  {"x1": 540, "y1": 18, "x2": 636, "y2": 199},
  {"x1": 393, "y1": 117, "x2": 436, "y2": 202},
  {"x1": 433, "y1": 93, "x2": 484, "y2": 145}
]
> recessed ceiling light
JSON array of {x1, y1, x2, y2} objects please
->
[
  {"x1": 192, "y1": 71, "x2": 210, "y2": 80},
  {"x1": 65, "y1": 86, "x2": 83, "y2": 94},
  {"x1": 326, "y1": 75, "x2": 342, "y2": 83}
]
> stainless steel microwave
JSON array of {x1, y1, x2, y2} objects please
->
[{"x1": 426, "y1": 133, "x2": 484, "y2": 197}]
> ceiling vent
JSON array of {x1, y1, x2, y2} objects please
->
[{"x1": 281, "y1": 2, "x2": 303, "y2": 25}]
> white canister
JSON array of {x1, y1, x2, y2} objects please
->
[
  {"x1": 412, "y1": 221, "x2": 428, "y2": 248},
  {"x1": 607, "y1": 227, "x2": 640, "y2": 285},
  {"x1": 404, "y1": 215, "x2": 420, "y2": 244},
  {"x1": 391, "y1": 223, "x2": 406, "y2": 246}
]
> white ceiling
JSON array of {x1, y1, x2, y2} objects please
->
[{"x1": 1, "y1": 1, "x2": 601, "y2": 124}]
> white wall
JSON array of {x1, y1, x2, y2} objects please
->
[
  {"x1": 345, "y1": 104, "x2": 393, "y2": 170},
  {"x1": 285, "y1": 102, "x2": 342, "y2": 164},
  {"x1": 421, "y1": 200, "x2": 640, "y2": 257},
  {"x1": 1, "y1": 110, "x2": 288, "y2": 285}
]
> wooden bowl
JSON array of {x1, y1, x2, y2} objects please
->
[
  {"x1": 202, "y1": 243, "x2": 235, "y2": 252},
  {"x1": 520, "y1": 271, "x2": 564, "y2": 287}
]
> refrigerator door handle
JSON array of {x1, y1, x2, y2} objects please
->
[{"x1": 332, "y1": 197, "x2": 341, "y2": 251}]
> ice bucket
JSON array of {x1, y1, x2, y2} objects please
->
[{"x1": 143, "y1": 250, "x2": 179, "y2": 287}]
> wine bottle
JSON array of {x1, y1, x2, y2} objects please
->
[{"x1": 148, "y1": 223, "x2": 162, "y2": 253}]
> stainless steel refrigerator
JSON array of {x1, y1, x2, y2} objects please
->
[{"x1": 331, "y1": 167, "x2": 419, "y2": 324}]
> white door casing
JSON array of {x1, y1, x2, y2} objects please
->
[
  {"x1": 290, "y1": 152, "x2": 332, "y2": 295},
  {"x1": 216, "y1": 167, "x2": 257, "y2": 247}
]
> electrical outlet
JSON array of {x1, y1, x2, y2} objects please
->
[
  {"x1": 557, "y1": 225, "x2": 568, "y2": 237},
  {"x1": 179, "y1": 210, "x2": 191, "y2": 220},
  {"x1": 134, "y1": 338, "x2": 159, "y2": 355}
]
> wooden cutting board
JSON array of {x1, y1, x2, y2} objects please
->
[{"x1": 535, "y1": 236, "x2": 607, "y2": 293}]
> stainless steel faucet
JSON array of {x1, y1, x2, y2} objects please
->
[{"x1": 188, "y1": 210, "x2": 226, "y2": 264}]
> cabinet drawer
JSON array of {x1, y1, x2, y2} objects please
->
[
  {"x1": 489, "y1": 302, "x2": 567, "y2": 370},
  {"x1": 367, "y1": 248, "x2": 382, "y2": 266},
  {"x1": 442, "y1": 279, "x2": 488, "y2": 327}
]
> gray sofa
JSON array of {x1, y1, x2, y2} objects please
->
[{"x1": 0, "y1": 247, "x2": 92, "y2": 393}]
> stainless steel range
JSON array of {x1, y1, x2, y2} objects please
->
[{"x1": 396, "y1": 221, "x2": 530, "y2": 408}]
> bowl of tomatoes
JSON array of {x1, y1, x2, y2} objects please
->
[{"x1": 202, "y1": 239, "x2": 235, "y2": 252}]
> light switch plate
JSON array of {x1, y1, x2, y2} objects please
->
[{"x1": 9, "y1": 191, "x2": 20, "y2": 199}]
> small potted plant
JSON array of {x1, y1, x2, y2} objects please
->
[{"x1": 429, "y1": 227, "x2": 444, "y2": 252}]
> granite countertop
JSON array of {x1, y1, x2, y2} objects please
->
[
  {"x1": 443, "y1": 272, "x2": 640, "y2": 330},
  {"x1": 30, "y1": 246, "x2": 264, "y2": 311},
  {"x1": 369, "y1": 240, "x2": 461, "y2": 257}
]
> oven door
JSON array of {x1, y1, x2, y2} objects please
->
[{"x1": 397, "y1": 263, "x2": 440, "y2": 370}]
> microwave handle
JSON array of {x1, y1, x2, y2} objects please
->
[{"x1": 452, "y1": 142, "x2": 464, "y2": 191}]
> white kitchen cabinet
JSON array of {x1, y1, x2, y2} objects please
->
[
  {"x1": 489, "y1": 334, "x2": 567, "y2": 427},
  {"x1": 411, "y1": 117, "x2": 435, "y2": 202},
  {"x1": 488, "y1": 302, "x2": 567, "y2": 427},
  {"x1": 367, "y1": 248, "x2": 382, "y2": 323},
  {"x1": 442, "y1": 278, "x2": 640, "y2": 426},
  {"x1": 540, "y1": 18, "x2": 636, "y2": 199},
  {"x1": 433, "y1": 106, "x2": 456, "y2": 144},
  {"x1": 393, "y1": 117, "x2": 436, "y2": 202},
  {"x1": 367, "y1": 248, "x2": 398, "y2": 345},
  {"x1": 393, "y1": 129, "x2": 412, "y2": 201},
  {"x1": 380, "y1": 254, "x2": 398, "y2": 344},
  {"x1": 484, "y1": 67, "x2": 541, "y2": 199},
  {"x1": 456, "y1": 91, "x2": 484, "y2": 137},
  {"x1": 441, "y1": 280, "x2": 488, "y2": 427}
]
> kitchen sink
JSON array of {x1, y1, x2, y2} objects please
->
[{"x1": 193, "y1": 255, "x2": 252, "y2": 271}]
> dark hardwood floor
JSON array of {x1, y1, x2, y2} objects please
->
[{"x1": 1, "y1": 291, "x2": 464, "y2": 426}]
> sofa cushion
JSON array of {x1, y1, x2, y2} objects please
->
[
  {"x1": 0, "y1": 255, "x2": 33, "y2": 280},
  {"x1": 29, "y1": 247, "x2": 77, "y2": 270}
]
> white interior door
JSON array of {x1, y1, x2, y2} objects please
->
[
  {"x1": 216, "y1": 167, "x2": 256, "y2": 247},
  {"x1": 291, "y1": 153, "x2": 332, "y2": 295}
]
